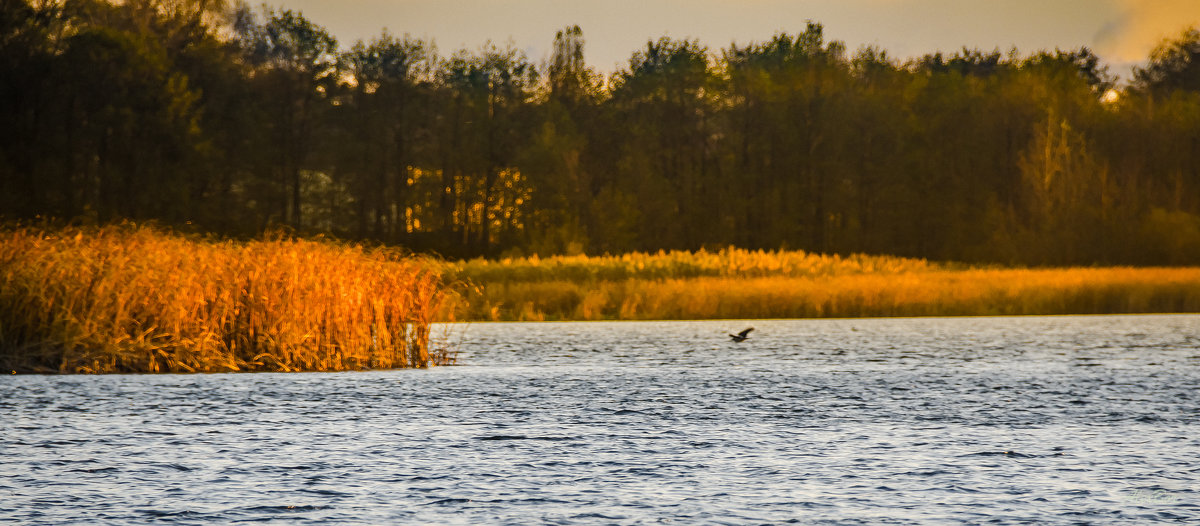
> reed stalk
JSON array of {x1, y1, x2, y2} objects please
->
[
  {"x1": 441, "y1": 250, "x2": 1200, "y2": 321},
  {"x1": 0, "y1": 225, "x2": 447, "y2": 373}
]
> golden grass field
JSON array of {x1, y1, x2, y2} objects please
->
[
  {"x1": 4, "y1": 228, "x2": 1197, "y2": 374},
  {"x1": 0, "y1": 225, "x2": 447, "y2": 373},
  {"x1": 442, "y1": 249, "x2": 1200, "y2": 321}
]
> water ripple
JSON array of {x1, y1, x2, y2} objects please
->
[{"x1": 1, "y1": 315, "x2": 1198, "y2": 524}]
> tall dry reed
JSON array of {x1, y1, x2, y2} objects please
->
[
  {"x1": 443, "y1": 248, "x2": 938, "y2": 284},
  {"x1": 443, "y1": 251, "x2": 1200, "y2": 321},
  {"x1": 0, "y1": 225, "x2": 446, "y2": 373}
]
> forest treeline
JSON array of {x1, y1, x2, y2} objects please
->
[{"x1": 3, "y1": 0, "x2": 1200, "y2": 264}]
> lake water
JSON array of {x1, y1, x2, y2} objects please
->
[{"x1": 3, "y1": 315, "x2": 1200, "y2": 524}]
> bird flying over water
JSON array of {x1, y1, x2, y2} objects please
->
[{"x1": 729, "y1": 328, "x2": 754, "y2": 342}]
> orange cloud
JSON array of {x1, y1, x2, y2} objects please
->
[{"x1": 1095, "y1": 0, "x2": 1200, "y2": 63}]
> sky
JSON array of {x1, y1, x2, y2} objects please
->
[{"x1": 269, "y1": 0, "x2": 1200, "y2": 78}]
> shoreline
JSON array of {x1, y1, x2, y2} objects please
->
[{"x1": 435, "y1": 311, "x2": 1200, "y2": 323}]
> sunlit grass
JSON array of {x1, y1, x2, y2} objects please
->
[
  {"x1": 443, "y1": 250, "x2": 1200, "y2": 321},
  {"x1": 443, "y1": 248, "x2": 938, "y2": 283},
  {"x1": 9, "y1": 227, "x2": 1194, "y2": 370},
  {"x1": 0, "y1": 224, "x2": 447, "y2": 373}
]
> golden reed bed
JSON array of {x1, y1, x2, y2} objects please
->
[
  {"x1": 0, "y1": 225, "x2": 446, "y2": 373},
  {"x1": 445, "y1": 250, "x2": 1200, "y2": 321},
  {"x1": 5, "y1": 228, "x2": 1197, "y2": 373}
]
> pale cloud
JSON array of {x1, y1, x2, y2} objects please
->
[{"x1": 1095, "y1": 0, "x2": 1200, "y2": 64}]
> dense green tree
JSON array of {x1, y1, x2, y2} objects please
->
[
  {"x1": 519, "y1": 25, "x2": 602, "y2": 255},
  {"x1": 3, "y1": 1, "x2": 1200, "y2": 265},
  {"x1": 1134, "y1": 26, "x2": 1200, "y2": 95},
  {"x1": 238, "y1": 7, "x2": 338, "y2": 227},
  {"x1": 339, "y1": 32, "x2": 430, "y2": 240},
  {"x1": 0, "y1": 0, "x2": 66, "y2": 217},
  {"x1": 723, "y1": 24, "x2": 849, "y2": 252},
  {"x1": 610, "y1": 37, "x2": 714, "y2": 250},
  {"x1": 429, "y1": 43, "x2": 536, "y2": 255}
]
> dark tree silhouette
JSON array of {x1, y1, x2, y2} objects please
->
[{"x1": 2, "y1": 1, "x2": 1200, "y2": 265}]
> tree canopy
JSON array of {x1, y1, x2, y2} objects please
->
[{"x1": 2, "y1": 1, "x2": 1199, "y2": 265}]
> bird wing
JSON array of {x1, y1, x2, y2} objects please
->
[{"x1": 737, "y1": 328, "x2": 754, "y2": 338}]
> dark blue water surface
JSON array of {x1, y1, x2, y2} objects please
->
[{"x1": 3, "y1": 315, "x2": 1200, "y2": 524}]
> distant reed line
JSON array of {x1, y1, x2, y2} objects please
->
[
  {"x1": 0, "y1": 225, "x2": 447, "y2": 373},
  {"x1": 442, "y1": 249, "x2": 942, "y2": 283},
  {"x1": 442, "y1": 251, "x2": 1200, "y2": 320}
]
